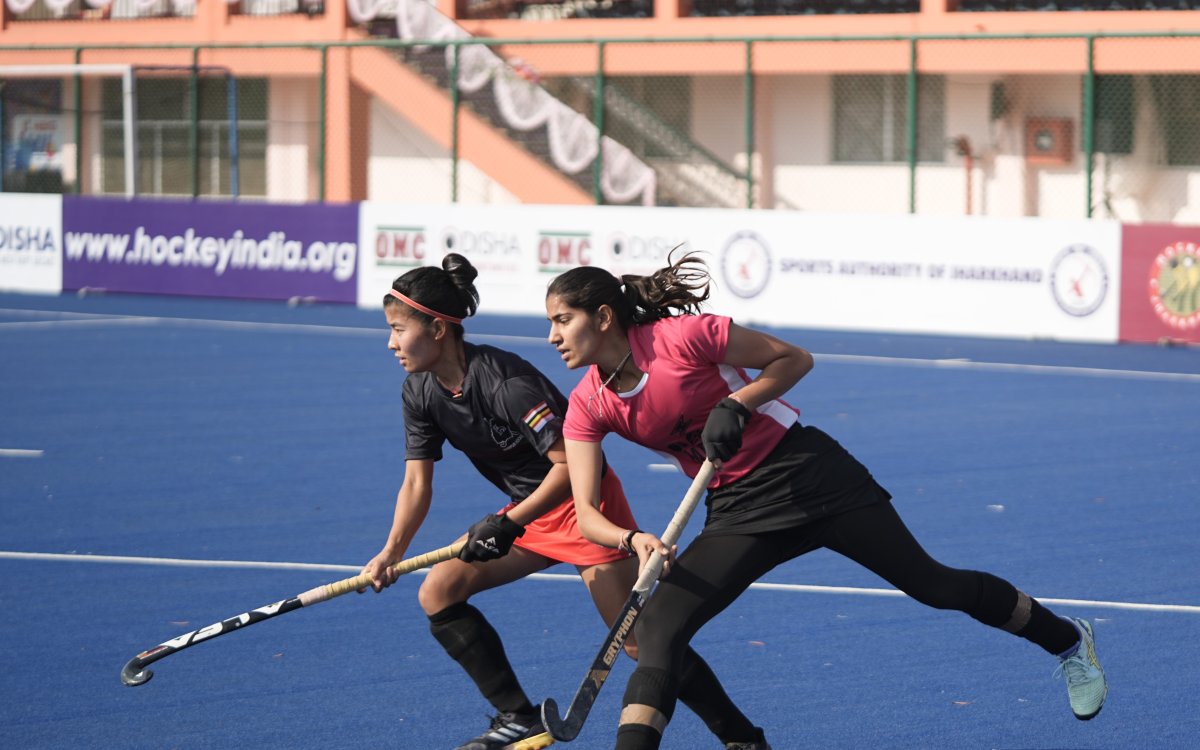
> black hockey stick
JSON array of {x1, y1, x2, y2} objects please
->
[
  {"x1": 541, "y1": 460, "x2": 716, "y2": 742},
  {"x1": 120, "y1": 541, "x2": 464, "y2": 686}
]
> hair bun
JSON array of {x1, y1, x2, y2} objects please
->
[{"x1": 442, "y1": 253, "x2": 479, "y2": 286}]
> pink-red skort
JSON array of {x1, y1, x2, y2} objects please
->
[{"x1": 503, "y1": 469, "x2": 637, "y2": 566}]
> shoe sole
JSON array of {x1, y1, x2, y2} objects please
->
[
  {"x1": 504, "y1": 732, "x2": 554, "y2": 750},
  {"x1": 1074, "y1": 704, "x2": 1104, "y2": 721}
]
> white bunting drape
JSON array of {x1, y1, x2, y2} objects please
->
[
  {"x1": 393, "y1": 0, "x2": 655, "y2": 205},
  {"x1": 4, "y1": 0, "x2": 207, "y2": 14}
]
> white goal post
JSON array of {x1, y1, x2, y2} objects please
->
[{"x1": 0, "y1": 63, "x2": 136, "y2": 197}]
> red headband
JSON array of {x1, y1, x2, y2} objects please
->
[{"x1": 387, "y1": 289, "x2": 464, "y2": 325}]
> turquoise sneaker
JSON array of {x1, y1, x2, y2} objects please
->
[{"x1": 1054, "y1": 617, "x2": 1107, "y2": 720}]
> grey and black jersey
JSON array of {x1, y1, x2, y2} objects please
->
[{"x1": 402, "y1": 343, "x2": 567, "y2": 502}]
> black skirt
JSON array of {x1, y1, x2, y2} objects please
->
[{"x1": 699, "y1": 423, "x2": 891, "y2": 537}]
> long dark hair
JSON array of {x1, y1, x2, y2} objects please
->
[
  {"x1": 546, "y1": 250, "x2": 710, "y2": 328},
  {"x1": 383, "y1": 253, "x2": 480, "y2": 338}
]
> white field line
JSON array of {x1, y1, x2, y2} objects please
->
[
  {"x1": 812, "y1": 352, "x2": 1200, "y2": 383},
  {"x1": 0, "y1": 449, "x2": 44, "y2": 458},
  {"x1": 7, "y1": 308, "x2": 1193, "y2": 382},
  {"x1": 3, "y1": 550, "x2": 1197, "y2": 615},
  {"x1": 0, "y1": 309, "x2": 378, "y2": 336},
  {"x1": 0, "y1": 317, "x2": 158, "y2": 330}
]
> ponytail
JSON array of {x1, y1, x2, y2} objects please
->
[{"x1": 547, "y1": 249, "x2": 710, "y2": 328}]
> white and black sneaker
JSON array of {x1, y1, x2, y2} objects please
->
[{"x1": 453, "y1": 710, "x2": 554, "y2": 750}]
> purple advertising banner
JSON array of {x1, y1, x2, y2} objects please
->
[{"x1": 63, "y1": 197, "x2": 358, "y2": 303}]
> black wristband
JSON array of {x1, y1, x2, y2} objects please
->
[
  {"x1": 718, "y1": 397, "x2": 752, "y2": 420},
  {"x1": 620, "y1": 528, "x2": 642, "y2": 553}
]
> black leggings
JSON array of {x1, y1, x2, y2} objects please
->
[{"x1": 619, "y1": 500, "x2": 1078, "y2": 747}]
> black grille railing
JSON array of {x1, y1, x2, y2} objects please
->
[
  {"x1": 958, "y1": 0, "x2": 1200, "y2": 9},
  {"x1": 690, "y1": 0, "x2": 919, "y2": 16}
]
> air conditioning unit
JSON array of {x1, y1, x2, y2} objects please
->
[{"x1": 1025, "y1": 117, "x2": 1074, "y2": 167}]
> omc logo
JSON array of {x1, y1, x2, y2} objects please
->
[
  {"x1": 720, "y1": 231, "x2": 771, "y2": 299},
  {"x1": 537, "y1": 231, "x2": 592, "y2": 272},
  {"x1": 374, "y1": 225, "x2": 427, "y2": 268}
]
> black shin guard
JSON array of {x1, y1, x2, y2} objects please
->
[
  {"x1": 966, "y1": 571, "x2": 1020, "y2": 629},
  {"x1": 677, "y1": 649, "x2": 760, "y2": 744},
  {"x1": 617, "y1": 667, "x2": 678, "y2": 750},
  {"x1": 967, "y1": 572, "x2": 1079, "y2": 655},
  {"x1": 428, "y1": 602, "x2": 533, "y2": 715}
]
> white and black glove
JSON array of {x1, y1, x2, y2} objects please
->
[
  {"x1": 701, "y1": 397, "x2": 752, "y2": 462},
  {"x1": 459, "y1": 513, "x2": 526, "y2": 562}
]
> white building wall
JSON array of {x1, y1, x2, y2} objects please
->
[
  {"x1": 367, "y1": 98, "x2": 517, "y2": 205},
  {"x1": 267, "y1": 77, "x2": 317, "y2": 203},
  {"x1": 344, "y1": 69, "x2": 1200, "y2": 222}
]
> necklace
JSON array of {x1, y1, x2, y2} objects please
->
[
  {"x1": 599, "y1": 349, "x2": 633, "y2": 392},
  {"x1": 586, "y1": 349, "x2": 632, "y2": 418}
]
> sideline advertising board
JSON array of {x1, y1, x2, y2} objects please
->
[
  {"x1": 358, "y1": 202, "x2": 1121, "y2": 343},
  {"x1": 1119, "y1": 224, "x2": 1200, "y2": 344},
  {"x1": 63, "y1": 197, "x2": 359, "y2": 303},
  {"x1": 358, "y1": 202, "x2": 536, "y2": 313},
  {"x1": 0, "y1": 193, "x2": 63, "y2": 294},
  {"x1": 704, "y1": 211, "x2": 1121, "y2": 343}
]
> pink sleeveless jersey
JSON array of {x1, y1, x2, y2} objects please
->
[{"x1": 563, "y1": 314, "x2": 800, "y2": 488}]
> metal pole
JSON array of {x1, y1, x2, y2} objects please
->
[
  {"x1": 744, "y1": 40, "x2": 755, "y2": 209},
  {"x1": 227, "y1": 71, "x2": 239, "y2": 198},
  {"x1": 0, "y1": 86, "x2": 5, "y2": 192},
  {"x1": 74, "y1": 48, "x2": 82, "y2": 194},
  {"x1": 451, "y1": 43, "x2": 460, "y2": 204},
  {"x1": 1083, "y1": 36, "x2": 1095, "y2": 219},
  {"x1": 123, "y1": 65, "x2": 136, "y2": 198},
  {"x1": 318, "y1": 45, "x2": 327, "y2": 203},
  {"x1": 190, "y1": 48, "x2": 199, "y2": 198},
  {"x1": 593, "y1": 41, "x2": 606, "y2": 205},
  {"x1": 906, "y1": 38, "x2": 917, "y2": 214}
]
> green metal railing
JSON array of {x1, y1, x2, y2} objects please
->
[{"x1": 3, "y1": 30, "x2": 1198, "y2": 216}]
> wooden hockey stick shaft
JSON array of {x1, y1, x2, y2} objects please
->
[{"x1": 120, "y1": 541, "x2": 464, "y2": 686}]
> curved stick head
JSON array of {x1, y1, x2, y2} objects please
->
[
  {"x1": 540, "y1": 698, "x2": 579, "y2": 742},
  {"x1": 120, "y1": 663, "x2": 154, "y2": 687}
]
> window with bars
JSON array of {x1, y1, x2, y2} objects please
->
[
  {"x1": 1150, "y1": 75, "x2": 1200, "y2": 166},
  {"x1": 101, "y1": 76, "x2": 268, "y2": 197},
  {"x1": 832, "y1": 74, "x2": 945, "y2": 163}
]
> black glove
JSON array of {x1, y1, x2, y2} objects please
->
[
  {"x1": 702, "y1": 397, "x2": 752, "y2": 462},
  {"x1": 459, "y1": 513, "x2": 526, "y2": 562}
]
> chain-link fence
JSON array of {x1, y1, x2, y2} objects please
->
[{"x1": 3, "y1": 30, "x2": 1200, "y2": 220}]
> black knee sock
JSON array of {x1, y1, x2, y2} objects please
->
[
  {"x1": 615, "y1": 724, "x2": 663, "y2": 750},
  {"x1": 428, "y1": 602, "x2": 533, "y2": 715},
  {"x1": 968, "y1": 572, "x2": 1079, "y2": 655},
  {"x1": 677, "y1": 649, "x2": 762, "y2": 744},
  {"x1": 616, "y1": 667, "x2": 676, "y2": 750},
  {"x1": 1017, "y1": 602, "x2": 1079, "y2": 655}
]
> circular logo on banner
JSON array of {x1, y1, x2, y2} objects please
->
[
  {"x1": 1148, "y1": 241, "x2": 1200, "y2": 330},
  {"x1": 720, "y1": 231, "x2": 771, "y2": 299},
  {"x1": 1049, "y1": 244, "x2": 1109, "y2": 317}
]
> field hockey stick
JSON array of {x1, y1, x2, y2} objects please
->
[
  {"x1": 120, "y1": 541, "x2": 464, "y2": 687},
  {"x1": 541, "y1": 460, "x2": 716, "y2": 742}
]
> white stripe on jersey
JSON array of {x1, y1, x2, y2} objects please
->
[{"x1": 716, "y1": 363, "x2": 799, "y2": 429}]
